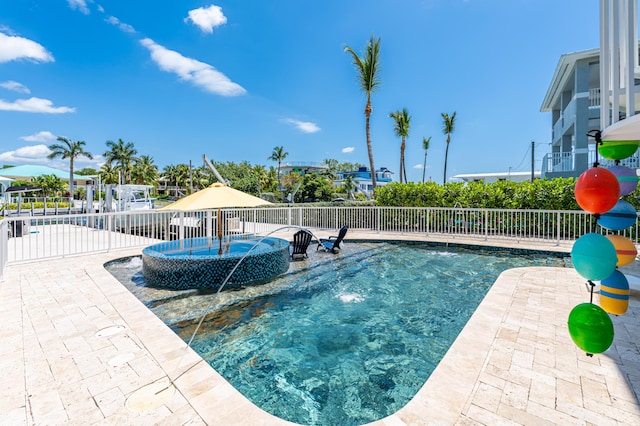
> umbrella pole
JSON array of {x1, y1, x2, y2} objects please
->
[{"x1": 217, "y1": 208, "x2": 223, "y2": 255}]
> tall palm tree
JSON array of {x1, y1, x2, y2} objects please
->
[
  {"x1": 422, "y1": 136, "x2": 431, "y2": 183},
  {"x1": 47, "y1": 136, "x2": 93, "y2": 201},
  {"x1": 389, "y1": 108, "x2": 411, "y2": 183},
  {"x1": 268, "y1": 146, "x2": 288, "y2": 187},
  {"x1": 344, "y1": 35, "x2": 382, "y2": 189},
  {"x1": 441, "y1": 112, "x2": 457, "y2": 184},
  {"x1": 103, "y1": 139, "x2": 138, "y2": 185}
]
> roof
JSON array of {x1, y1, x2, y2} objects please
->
[
  {"x1": 540, "y1": 47, "x2": 599, "y2": 112},
  {"x1": 0, "y1": 164, "x2": 90, "y2": 181}
]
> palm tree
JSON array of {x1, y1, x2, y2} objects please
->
[
  {"x1": 99, "y1": 163, "x2": 119, "y2": 184},
  {"x1": 441, "y1": 112, "x2": 457, "y2": 184},
  {"x1": 132, "y1": 155, "x2": 159, "y2": 185},
  {"x1": 103, "y1": 139, "x2": 138, "y2": 185},
  {"x1": 389, "y1": 108, "x2": 411, "y2": 183},
  {"x1": 422, "y1": 136, "x2": 431, "y2": 183},
  {"x1": 268, "y1": 146, "x2": 288, "y2": 187},
  {"x1": 47, "y1": 136, "x2": 93, "y2": 201},
  {"x1": 344, "y1": 35, "x2": 382, "y2": 189},
  {"x1": 341, "y1": 174, "x2": 357, "y2": 199}
]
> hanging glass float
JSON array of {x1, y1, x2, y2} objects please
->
[
  {"x1": 600, "y1": 270, "x2": 630, "y2": 315},
  {"x1": 608, "y1": 165, "x2": 639, "y2": 196},
  {"x1": 605, "y1": 234, "x2": 638, "y2": 267},
  {"x1": 574, "y1": 167, "x2": 620, "y2": 214},
  {"x1": 567, "y1": 303, "x2": 614, "y2": 355},
  {"x1": 597, "y1": 200, "x2": 638, "y2": 231},
  {"x1": 570, "y1": 233, "x2": 618, "y2": 281}
]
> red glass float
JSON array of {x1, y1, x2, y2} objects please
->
[{"x1": 574, "y1": 167, "x2": 620, "y2": 214}]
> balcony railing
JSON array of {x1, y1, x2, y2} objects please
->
[{"x1": 543, "y1": 146, "x2": 640, "y2": 175}]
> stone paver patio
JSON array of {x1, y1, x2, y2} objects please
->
[{"x1": 1, "y1": 233, "x2": 639, "y2": 425}]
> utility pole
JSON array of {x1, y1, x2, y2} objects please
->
[{"x1": 531, "y1": 140, "x2": 535, "y2": 182}]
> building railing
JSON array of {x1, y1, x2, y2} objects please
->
[
  {"x1": 1, "y1": 206, "x2": 637, "y2": 280},
  {"x1": 542, "y1": 146, "x2": 640, "y2": 175}
]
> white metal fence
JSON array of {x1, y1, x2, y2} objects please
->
[{"x1": 1, "y1": 206, "x2": 637, "y2": 280}]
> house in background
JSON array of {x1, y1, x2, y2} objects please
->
[
  {"x1": 334, "y1": 167, "x2": 394, "y2": 198},
  {"x1": 541, "y1": 39, "x2": 640, "y2": 179},
  {"x1": 452, "y1": 171, "x2": 541, "y2": 183}
]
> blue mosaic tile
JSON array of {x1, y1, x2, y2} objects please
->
[{"x1": 142, "y1": 236, "x2": 290, "y2": 290}]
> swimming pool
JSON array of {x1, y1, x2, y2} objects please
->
[{"x1": 106, "y1": 241, "x2": 566, "y2": 425}]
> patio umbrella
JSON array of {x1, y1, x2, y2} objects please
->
[{"x1": 159, "y1": 183, "x2": 272, "y2": 253}]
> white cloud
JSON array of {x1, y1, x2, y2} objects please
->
[
  {"x1": 21, "y1": 131, "x2": 57, "y2": 142},
  {"x1": 342, "y1": 147, "x2": 355, "y2": 153},
  {"x1": 413, "y1": 164, "x2": 424, "y2": 169},
  {"x1": 0, "y1": 144, "x2": 103, "y2": 168},
  {"x1": 139, "y1": 38, "x2": 246, "y2": 96},
  {"x1": 0, "y1": 97, "x2": 76, "y2": 113},
  {"x1": 0, "y1": 144, "x2": 52, "y2": 164},
  {"x1": 67, "y1": 0, "x2": 90, "y2": 15},
  {"x1": 185, "y1": 5, "x2": 227, "y2": 34},
  {"x1": 0, "y1": 80, "x2": 30, "y2": 94},
  {"x1": 282, "y1": 118, "x2": 320, "y2": 133},
  {"x1": 106, "y1": 16, "x2": 136, "y2": 33},
  {"x1": 0, "y1": 32, "x2": 54, "y2": 63}
]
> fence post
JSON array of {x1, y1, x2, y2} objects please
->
[
  {"x1": 484, "y1": 210, "x2": 489, "y2": 241},
  {"x1": 556, "y1": 211, "x2": 561, "y2": 246}
]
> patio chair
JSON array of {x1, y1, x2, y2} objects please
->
[
  {"x1": 291, "y1": 229, "x2": 313, "y2": 260},
  {"x1": 317, "y1": 225, "x2": 348, "y2": 253}
]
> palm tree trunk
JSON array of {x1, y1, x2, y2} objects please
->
[
  {"x1": 422, "y1": 153, "x2": 427, "y2": 183},
  {"x1": 443, "y1": 141, "x2": 450, "y2": 184},
  {"x1": 365, "y1": 101, "x2": 377, "y2": 190},
  {"x1": 69, "y1": 159, "x2": 74, "y2": 203}
]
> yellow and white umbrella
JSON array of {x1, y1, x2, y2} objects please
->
[{"x1": 160, "y1": 183, "x2": 272, "y2": 253}]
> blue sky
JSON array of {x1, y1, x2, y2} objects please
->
[{"x1": 1, "y1": 0, "x2": 600, "y2": 183}]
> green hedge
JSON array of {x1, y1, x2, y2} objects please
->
[{"x1": 374, "y1": 179, "x2": 640, "y2": 210}]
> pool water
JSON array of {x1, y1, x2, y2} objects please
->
[{"x1": 140, "y1": 242, "x2": 565, "y2": 426}]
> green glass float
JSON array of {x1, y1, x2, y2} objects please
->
[
  {"x1": 598, "y1": 140, "x2": 640, "y2": 160},
  {"x1": 567, "y1": 303, "x2": 614, "y2": 355}
]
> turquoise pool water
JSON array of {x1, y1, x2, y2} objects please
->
[{"x1": 106, "y1": 242, "x2": 566, "y2": 425}]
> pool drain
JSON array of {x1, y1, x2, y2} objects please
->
[{"x1": 125, "y1": 377, "x2": 175, "y2": 412}]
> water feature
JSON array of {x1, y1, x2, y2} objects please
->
[
  {"x1": 142, "y1": 235, "x2": 290, "y2": 289},
  {"x1": 106, "y1": 241, "x2": 567, "y2": 425}
]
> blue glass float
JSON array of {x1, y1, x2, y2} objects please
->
[
  {"x1": 597, "y1": 199, "x2": 637, "y2": 231},
  {"x1": 570, "y1": 233, "x2": 618, "y2": 281}
]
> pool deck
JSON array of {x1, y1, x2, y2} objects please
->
[{"x1": 2, "y1": 231, "x2": 640, "y2": 425}]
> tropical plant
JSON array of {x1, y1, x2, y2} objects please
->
[
  {"x1": 99, "y1": 163, "x2": 119, "y2": 184},
  {"x1": 268, "y1": 146, "x2": 288, "y2": 187},
  {"x1": 344, "y1": 35, "x2": 382, "y2": 189},
  {"x1": 422, "y1": 136, "x2": 431, "y2": 183},
  {"x1": 31, "y1": 174, "x2": 65, "y2": 198},
  {"x1": 441, "y1": 112, "x2": 457, "y2": 184},
  {"x1": 103, "y1": 139, "x2": 138, "y2": 185},
  {"x1": 322, "y1": 158, "x2": 339, "y2": 179},
  {"x1": 389, "y1": 108, "x2": 411, "y2": 183},
  {"x1": 132, "y1": 155, "x2": 159, "y2": 186},
  {"x1": 47, "y1": 136, "x2": 93, "y2": 201},
  {"x1": 341, "y1": 174, "x2": 357, "y2": 199},
  {"x1": 297, "y1": 172, "x2": 334, "y2": 202}
]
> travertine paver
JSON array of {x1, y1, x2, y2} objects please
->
[{"x1": 1, "y1": 234, "x2": 639, "y2": 425}]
